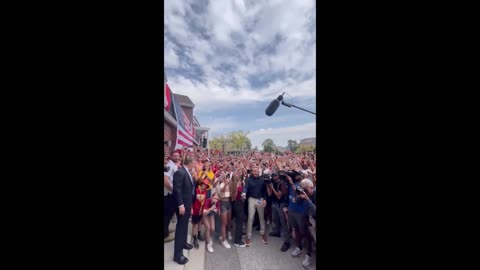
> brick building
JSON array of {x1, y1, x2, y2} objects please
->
[
  {"x1": 164, "y1": 94, "x2": 198, "y2": 157},
  {"x1": 164, "y1": 77, "x2": 210, "y2": 157}
]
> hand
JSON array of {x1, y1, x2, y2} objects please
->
[
  {"x1": 287, "y1": 176, "x2": 293, "y2": 185},
  {"x1": 283, "y1": 207, "x2": 288, "y2": 214},
  {"x1": 191, "y1": 208, "x2": 193, "y2": 215},
  {"x1": 179, "y1": 205, "x2": 185, "y2": 215},
  {"x1": 298, "y1": 192, "x2": 308, "y2": 200},
  {"x1": 261, "y1": 199, "x2": 266, "y2": 207}
]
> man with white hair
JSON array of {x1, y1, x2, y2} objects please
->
[
  {"x1": 298, "y1": 178, "x2": 317, "y2": 264},
  {"x1": 283, "y1": 175, "x2": 313, "y2": 268},
  {"x1": 299, "y1": 179, "x2": 316, "y2": 217}
]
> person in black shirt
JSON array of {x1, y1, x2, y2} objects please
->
[
  {"x1": 266, "y1": 172, "x2": 289, "y2": 240},
  {"x1": 241, "y1": 166, "x2": 268, "y2": 246}
]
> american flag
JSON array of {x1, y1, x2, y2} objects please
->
[{"x1": 172, "y1": 94, "x2": 195, "y2": 150}]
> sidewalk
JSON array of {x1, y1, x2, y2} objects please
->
[{"x1": 164, "y1": 219, "x2": 206, "y2": 270}]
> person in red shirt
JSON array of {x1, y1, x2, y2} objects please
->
[
  {"x1": 191, "y1": 178, "x2": 208, "y2": 249},
  {"x1": 202, "y1": 192, "x2": 220, "y2": 253}
]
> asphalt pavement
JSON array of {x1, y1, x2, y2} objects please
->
[{"x1": 205, "y1": 216, "x2": 316, "y2": 270}]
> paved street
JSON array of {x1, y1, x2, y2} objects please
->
[{"x1": 205, "y1": 217, "x2": 316, "y2": 270}]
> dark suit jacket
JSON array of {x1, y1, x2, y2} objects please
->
[{"x1": 173, "y1": 166, "x2": 195, "y2": 209}]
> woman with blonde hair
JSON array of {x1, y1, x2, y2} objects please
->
[
  {"x1": 216, "y1": 171, "x2": 233, "y2": 248},
  {"x1": 197, "y1": 161, "x2": 215, "y2": 198},
  {"x1": 202, "y1": 191, "x2": 220, "y2": 253}
]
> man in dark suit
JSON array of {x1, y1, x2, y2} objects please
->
[{"x1": 172, "y1": 157, "x2": 196, "y2": 265}]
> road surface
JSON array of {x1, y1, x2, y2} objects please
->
[{"x1": 204, "y1": 216, "x2": 316, "y2": 270}]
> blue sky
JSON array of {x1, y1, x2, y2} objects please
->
[{"x1": 165, "y1": 0, "x2": 316, "y2": 148}]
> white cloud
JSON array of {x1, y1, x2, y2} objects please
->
[
  {"x1": 247, "y1": 121, "x2": 316, "y2": 148},
  {"x1": 206, "y1": 0, "x2": 244, "y2": 45},
  {"x1": 200, "y1": 116, "x2": 241, "y2": 137},
  {"x1": 164, "y1": 0, "x2": 317, "y2": 146},
  {"x1": 164, "y1": 43, "x2": 180, "y2": 68}
]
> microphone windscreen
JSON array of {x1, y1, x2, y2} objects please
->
[{"x1": 265, "y1": 99, "x2": 280, "y2": 116}]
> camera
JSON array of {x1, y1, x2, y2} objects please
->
[
  {"x1": 278, "y1": 170, "x2": 302, "y2": 181},
  {"x1": 262, "y1": 174, "x2": 273, "y2": 184},
  {"x1": 295, "y1": 188, "x2": 305, "y2": 195},
  {"x1": 164, "y1": 166, "x2": 170, "y2": 172}
]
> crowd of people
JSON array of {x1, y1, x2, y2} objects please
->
[{"x1": 164, "y1": 146, "x2": 317, "y2": 268}]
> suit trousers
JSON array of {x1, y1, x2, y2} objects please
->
[{"x1": 173, "y1": 203, "x2": 192, "y2": 260}]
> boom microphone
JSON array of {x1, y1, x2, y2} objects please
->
[{"x1": 265, "y1": 92, "x2": 285, "y2": 116}]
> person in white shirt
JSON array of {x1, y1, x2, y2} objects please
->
[{"x1": 164, "y1": 151, "x2": 180, "y2": 240}]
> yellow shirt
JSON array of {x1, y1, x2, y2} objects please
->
[{"x1": 197, "y1": 170, "x2": 214, "y2": 190}]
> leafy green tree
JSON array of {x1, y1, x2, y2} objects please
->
[
  {"x1": 262, "y1": 138, "x2": 276, "y2": 153},
  {"x1": 287, "y1": 139, "x2": 299, "y2": 152},
  {"x1": 295, "y1": 145, "x2": 315, "y2": 154},
  {"x1": 228, "y1": 130, "x2": 251, "y2": 151},
  {"x1": 209, "y1": 136, "x2": 226, "y2": 152},
  {"x1": 209, "y1": 131, "x2": 252, "y2": 153}
]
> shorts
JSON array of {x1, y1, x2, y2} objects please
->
[
  {"x1": 192, "y1": 214, "x2": 202, "y2": 224},
  {"x1": 220, "y1": 201, "x2": 232, "y2": 214},
  {"x1": 288, "y1": 211, "x2": 308, "y2": 233}
]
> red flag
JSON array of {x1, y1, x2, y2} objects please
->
[{"x1": 164, "y1": 83, "x2": 172, "y2": 111}]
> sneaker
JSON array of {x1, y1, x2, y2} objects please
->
[
  {"x1": 302, "y1": 255, "x2": 312, "y2": 268},
  {"x1": 234, "y1": 241, "x2": 246, "y2": 247},
  {"x1": 193, "y1": 239, "x2": 199, "y2": 250},
  {"x1": 246, "y1": 238, "x2": 251, "y2": 247},
  {"x1": 206, "y1": 243, "x2": 214, "y2": 253},
  {"x1": 261, "y1": 234, "x2": 268, "y2": 244},
  {"x1": 280, "y1": 241, "x2": 290, "y2": 252},
  {"x1": 291, "y1": 247, "x2": 302, "y2": 257},
  {"x1": 228, "y1": 232, "x2": 232, "y2": 241},
  {"x1": 222, "y1": 240, "x2": 231, "y2": 249},
  {"x1": 269, "y1": 232, "x2": 281, "y2": 237}
]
